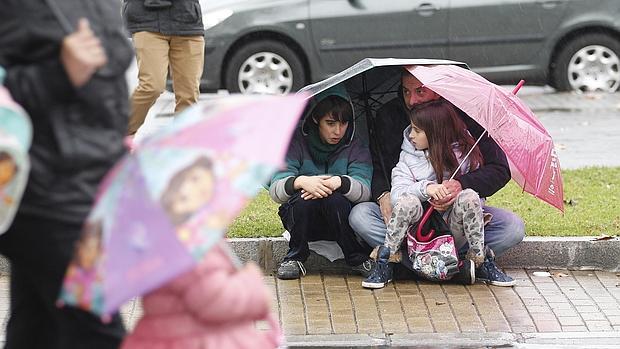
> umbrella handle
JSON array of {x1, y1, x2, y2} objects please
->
[{"x1": 415, "y1": 205, "x2": 436, "y2": 242}]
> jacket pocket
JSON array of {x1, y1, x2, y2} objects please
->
[
  {"x1": 124, "y1": 1, "x2": 157, "y2": 23},
  {"x1": 171, "y1": 1, "x2": 200, "y2": 23}
]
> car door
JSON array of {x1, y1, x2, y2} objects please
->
[
  {"x1": 448, "y1": 0, "x2": 567, "y2": 74},
  {"x1": 309, "y1": 0, "x2": 450, "y2": 76}
]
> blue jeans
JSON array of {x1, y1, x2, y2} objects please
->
[{"x1": 349, "y1": 201, "x2": 525, "y2": 257}]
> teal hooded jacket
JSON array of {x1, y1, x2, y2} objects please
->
[{"x1": 268, "y1": 84, "x2": 372, "y2": 204}]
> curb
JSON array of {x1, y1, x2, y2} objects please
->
[
  {"x1": 1, "y1": 236, "x2": 618, "y2": 275},
  {"x1": 231, "y1": 236, "x2": 620, "y2": 273},
  {"x1": 284, "y1": 331, "x2": 620, "y2": 348}
]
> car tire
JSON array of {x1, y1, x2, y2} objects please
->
[
  {"x1": 225, "y1": 40, "x2": 306, "y2": 94},
  {"x1": 551, "y1": 33, "x2": 620, "y2": 92}
]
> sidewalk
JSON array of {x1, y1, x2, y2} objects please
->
[{"x1": 3, "y1": 268, "x2": 618, "y2": 348}]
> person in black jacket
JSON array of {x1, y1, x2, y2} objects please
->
[
  {"x1": 349, "y1": 70, "x2": 525, "y2": 283},
  {"x1": 123, "y1": 0, "x2": 205, "y2": 135},
  {"x1": 0, "y1": 0, "x2": 132, "y2": 347}
]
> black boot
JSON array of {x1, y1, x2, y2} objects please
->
[{"x1": 361, "y1": 246, "x2": 393, "y2": 289}]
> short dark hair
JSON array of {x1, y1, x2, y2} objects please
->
[{"x1": 311, "y1": 96, "x2": 353, "y2": 123}]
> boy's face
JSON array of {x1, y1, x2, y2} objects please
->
[
  {"x1": 317, "y1": 113, "x2": 349, "y2": 145},
  {"x1": 171, "y1": 167, "x2": 214, "y2": 216},
  {"x1": 0, "y1": 158, "x2": 16, "y2": 186}
]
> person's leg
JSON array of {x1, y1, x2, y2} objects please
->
[
  {"x1": 319, "y1": 193, "x2": 370, "y2": 267},
  {"x1": 446, "y1": 189, "x2": 485, "y2": 267},
  {"x1": 363, "y1": 193, "x2": 423, "y2": 289},
  {"x1": 1, "y1": 216, "x2": 126, "y2": 349},
  {"x1": 481, "y1": 205, "x2": 525, "y2": 257},
  {"x1": 278, "y1": 194, "x2": 322, "y2": 264},
  {"x1": 127, "y1": 31, "x2": 171, "y2": 135},
  {"x1": 349, "y1": 202, "x2": 387, "y2": 248},
  {"x1": 383, "y1": 193, "x2": 424, "y2": 255},
  {"x1": 168, "y1": 35, "x2": 205, "y2": 114}
]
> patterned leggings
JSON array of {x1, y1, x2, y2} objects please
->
[{"x1": 384, "y1": 189, "x2": 486, "y2": 267}]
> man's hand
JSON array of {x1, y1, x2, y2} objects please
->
[
  {"x1": 295, "y1": 175, "x2": 333, "y2": 200},
  {"x1": 60, "y1": 18, "x2": 107, "y2": 87},
  {"x1": 429, "y1": 179, "x2": 462, "y2": 211},
  {"x1": 378, "y1": 192, "x2": 392, "y2": 225}
]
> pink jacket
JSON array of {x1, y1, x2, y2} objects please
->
[{"x1": 121, "y1": 241, "x2": 281, "y2": 349}]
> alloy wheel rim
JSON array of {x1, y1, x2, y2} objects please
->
[
  {"x1": 237, "y1": 52, "x2": 293, "y2": 94},
  {"x1": 567, "y1": 44, "x2": 620, "y2": 93}
]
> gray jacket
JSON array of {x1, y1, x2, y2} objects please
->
[
  {"x1": 122, "y1": 0, "x2": 204, "y2": 36},
  {"x1": 390, "y1": 126, "x2": 470, "y2": 207}
]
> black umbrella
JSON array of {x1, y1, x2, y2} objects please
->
[{"x1": 298, "y1": 58, "x2": 469, "y2": 184}]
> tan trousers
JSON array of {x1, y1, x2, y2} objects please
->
[{"x1": 128, "y1": 31, "x2": 205, "y2": 135}]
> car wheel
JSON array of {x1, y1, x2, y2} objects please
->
[
  {"x1": 551, "y1": 33, "x2": 620, "y2": 92},
  {"x1": 225, "y1": 40, "x2": 306, "y2": 94}
]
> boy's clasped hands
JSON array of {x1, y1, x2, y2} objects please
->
[{"x1": 294, "y1": 175, "x2": 342, "y2": 200}]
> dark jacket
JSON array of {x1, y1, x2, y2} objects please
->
[
  {"x1": 122, "y1": 0, "x2": 204, "y2": 36},
  {"x1": 0, "y1": 0, "x2": 134, "y2": 223},
  {"x1": 370, "y1": 95, "x2": 511, "y2": 201}
]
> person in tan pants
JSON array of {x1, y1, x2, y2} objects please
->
[{"x1": 122, "y1": 0, "x2": 205, "y2": 135}]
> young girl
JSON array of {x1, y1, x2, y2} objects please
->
[
  {"x1": 363, "y1": 99, "x2": 515, "y2": 289},
  {"x1": 121, "y1": 156, "x2": 282, "y2": 349}
]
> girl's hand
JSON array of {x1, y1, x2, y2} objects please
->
[
  {"x1": 294, "y1": 175, "x2": 332, "y2": 200},
  {"x1": 426, "y1": 183, "x2": 450, "y2": 202}
]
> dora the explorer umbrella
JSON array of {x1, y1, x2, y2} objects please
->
[{"x1": 58, "y1": 95, "x2": 308, "y2": 317}]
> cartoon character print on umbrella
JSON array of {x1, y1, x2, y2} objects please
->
[{"x1": 59, "y1": 221, "x2": 105, "y2": 314}]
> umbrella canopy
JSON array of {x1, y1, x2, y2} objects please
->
[
  {"x1": 300, "y1": 59, "x2": 468, "y2": 143},
  {"x1": 407, "y1": 64, "x2": 564, "y2": 212},
  {"x1": 58, "y1": 94, "x2": 308, "y2": 316},
  {"x1": 299, "y1": 58, "x2": 468, "y2": 181},
  {"x1": 0, "y1": 67, "x2": 31, "y2": 234}
]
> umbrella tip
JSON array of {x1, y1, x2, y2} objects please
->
[{"x1": 512, "y1": 80, "x2": 525, "y2": 95}]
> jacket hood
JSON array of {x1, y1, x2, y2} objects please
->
[{"x1": 301, "y1": 84, "x2": 355, "y2": 146}]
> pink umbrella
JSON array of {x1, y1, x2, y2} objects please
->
[{"x1": 407, "y1": 65, "x2": 564, "y2": 212}]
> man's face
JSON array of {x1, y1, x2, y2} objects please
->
[{"x1": 402, "y1": 74, "x2": 441, "y2": 110}]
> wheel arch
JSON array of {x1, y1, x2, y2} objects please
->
[{"x1": 220, "y1": 31, "x2": 311, "y2": 91}]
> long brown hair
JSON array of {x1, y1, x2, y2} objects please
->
[{"x1": 408, "y1": 100, "x2": 483, "y2": 183}]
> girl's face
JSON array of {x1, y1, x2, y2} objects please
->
[
  {"x1": 409, "y1": 122, "x2": 429, "y2": 150},
  {"x1": 0, "y1": 158, "x2": 16, "y2": 186},
  {"x1": 171, "y1": 167, "x2": 214, "y2": 216},
  {"x1": 317, "y1": 113, "x2": 349, "y2": 145},
  {"x1": 77, "y1": 235, "x2": 100, "y2": 270}
]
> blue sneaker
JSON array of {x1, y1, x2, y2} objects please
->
[
  {"x1": 476, "y1": 257, "x2": 516, "y2": 287},
  {"x1": 362, "y1": 246, "x2": 393, "y2": 289}
]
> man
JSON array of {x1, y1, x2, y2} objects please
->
[
  {"x1": 123, "y1": 0, "x2": 205, "y2": 135},
  {"x1": 0, "y1": 0, "x2": 132, "y2": 347},
  {"x1": 349, "y1": 69, "x2": 525, "y2": 285}
]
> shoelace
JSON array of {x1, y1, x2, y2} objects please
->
[{"x1": 282, "y1": 260, "x2": 306, "y2": 276}]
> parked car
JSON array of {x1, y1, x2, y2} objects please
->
[{"x1": 199, "y1": 0, "x2": 620, "y2": 94}]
